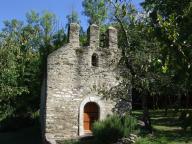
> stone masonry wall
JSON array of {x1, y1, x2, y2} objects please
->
[{"x1": 43, "y1": 23, "x2": 122, "y2": 143}]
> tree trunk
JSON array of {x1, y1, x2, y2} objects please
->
[
  {"x1": 142, "y1": 93, "x2": 153, "y2": 133},
  {"x1": 164, "y1": 95, "x2": 168, "y2": 116},
  {"x1": 186, "y1": 93, "x2": 189, "y2": 109},
  {"x1": 174, "y1": 94, "x2": 181, "y2": 112}
]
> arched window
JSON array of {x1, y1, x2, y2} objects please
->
[{"x1": 92, "y1": 53, "x2": 99, "y2": 67}]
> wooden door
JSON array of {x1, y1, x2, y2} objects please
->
[{"x1": 83, "y1": 102, "x2": 99, "y2": 133}]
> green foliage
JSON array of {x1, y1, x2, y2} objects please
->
[
  {"x1": 133, "y1": 110, "x2": 192, "y2": 144},
  {"x1": 79, "y1": 32, "x2": 88, "y2": 46},
  {"x1": 65, "y1": 10, "x2": 87, "y2": 46},
  {"x1": 107, "y1": 1, "x2": 165, "y2": 110},
  {"x1": 82, "y1": 0, "x2": 108, "y2": 25},
  {"x1": 92, "y1": 115, "x2": 137, "y2": 144},
  {"x1": 0, "y1": 11, "x2": 67, "y2": 129},
  {"x1": 106, "y1": 0, "x2": 192, "y2": 133},
  {"x1": 135, "y1": 137, "x2": 167, "y2": 144},
  {"x1": 99, "y1": 25, "x2": 109, "y2": 47},
  {"x1": 108, "y1": 0, "x2": 192, "y2": 120},
  {"x1": 142, "y1": 0, "x2": 192, "y2": 103},
  {"x1": 66, "y1": 10, "x2": 80, "y2": 24}
]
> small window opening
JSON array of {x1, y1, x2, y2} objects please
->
[{"x1": 92, "y1": 53, "x2": 99, "y2": 67}]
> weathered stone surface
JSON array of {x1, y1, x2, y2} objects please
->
[{"x1": 41, "y1": 23, "x2": 131, "y2": 143}]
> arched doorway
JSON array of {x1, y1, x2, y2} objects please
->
[{"x1": 83, "y1": 102, "x2": 99, "y2": 133}]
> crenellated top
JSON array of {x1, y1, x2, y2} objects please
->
[
  {"x1": 68, "y1": 23, "x2": 118, "y2": 49},
  {"x1": 68, "y1": 23, "x2": 80, "y2": 46},
  {"x1": 88, "y1": 24, "x2": 100, "y2": 48},
  {"x1": 108, "y1": 26, "x2": 118, "y2": 49}
]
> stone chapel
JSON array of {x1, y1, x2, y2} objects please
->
[{"x1": 41, "y1": 23, "x2": 125, "y2": 143}]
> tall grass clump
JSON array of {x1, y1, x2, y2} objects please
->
[{"x1": 92, "y1": 114, "x2": 137, "y2": 144}]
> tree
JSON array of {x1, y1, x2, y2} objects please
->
[
  {"x1": 0, "y1": 11, "x2": 67, "y2": 128},
  {"x1": 0, "y1": 18, "x2": 41, "y2": 121},
  {"x1": 107, "y1": 0, "x2": 192, "y2": 133},
  {"x1": 66, "y1": 10, "x2": 80, "y2": 25},
  {"x1": 106, "y1": 0, "x2": 168, "y2": 133},
  {"x1": 0, "y1": 20, "x2": 28, "y2": 120},
  {"x1": 142, "y1": 0, "x2": 192, "y2": 109},
  {"x1": 82, "y1": 0, "x2": 108, "y2": 25},
  {"x1": 65, "y1": 10, "x2": 88, "y2": 46}
]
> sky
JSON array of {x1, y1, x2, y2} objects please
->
[{"x1": 0, "y1": 0, "x2": 143, "y2": 31}]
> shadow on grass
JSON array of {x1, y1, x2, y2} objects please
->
[
  {"x1": 0, "y1": 124, "x2": 41, "y2": 144},
  {"x1": 57, "y1": 136, "x2": 94, "y2": 144},
  {"x1": 151, "y1": 117, "x2": 180, "y2": 127},
  {"x1": 153, "y1": 128, "x2": 192, "y2": 143},
  {"x1": 133, "y1": 109, "x2": 192, "y2": 144}
]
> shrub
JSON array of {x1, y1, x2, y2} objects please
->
[
  {"x1": 123, "y1": 115, "x2": 138, "y2": 136},
  {"x1": 92, "y1": 114, "x2": 137, "y2": 144}
]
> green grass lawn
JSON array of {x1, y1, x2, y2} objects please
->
[
  {"x1": 0, "y1": 125, "x2": 41, "y2": 144},
  {"x1": 133, "y1": 110, "x2": 192, "y2": 144},
  {"x1": 0, "y1": 110, "x2": 191, "y2": 144}
]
